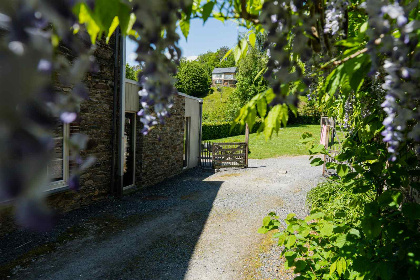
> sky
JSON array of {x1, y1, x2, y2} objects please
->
[{"x1": 126, "y1": 18, "x2": 246, "y2": 65}]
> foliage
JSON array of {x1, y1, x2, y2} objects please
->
[
  {"x1": 197, "y1": 46, "x2": 236, "y2": 77},
  {"x1": 307, "y1": 179, "x2": 374, "y2": 227},
  {"x1": 233, "y1": 37, "x2": 268, "y2": 106},
  {"x1": 202, "y1": 87, "x2": 235, "y2": 123},
  {"x1": 175, "y1": 60, "x2": 211, "y2": 97},
  {"x1": 125, "y1": 63, "x2": 140, "y2": 81},
  {"x1": 202, "y1": 120, "x2": 263, "y2": 140},
  {"x1": 209, "y1": 125, "x2": 321, "y2": 159}
]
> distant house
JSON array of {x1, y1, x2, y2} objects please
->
[{"x1": 212, "y1": 67, "x2": 237, "y2": 87}]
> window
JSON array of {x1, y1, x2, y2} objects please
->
[
  {"x1": 215, "y1": 79, "x2": 222, "y2": 84},
  {"x1": 224, "y1": 74, "x2": 234, "y2": 80},
  {"x1": 212, "y1": 74, "x2": 222, "y2": 79},
  {"x1": 47, "y1": 119, "x2": 70, "y2": 188}
]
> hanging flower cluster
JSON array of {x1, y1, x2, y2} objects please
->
[
  {"x1": 364, "y1": 0, "x2": 420, "y2": 160},
  {"x1": 0, "y1": 0, "x2": 96, "y2": 230},
  {"x1": 260, "y1": 0, "x2": 314, "y2": 106},
  {"x1": 324, "y1": 0, "x2": 349, "y2": 35},
  {"x1": 131, "y1": 0, "x2": 191, "y2": 134}
]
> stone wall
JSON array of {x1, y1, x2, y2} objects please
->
[
  {"x1": 47, "y1": 38, "x2": 116, "y2": 212},
  {"x1": 137, "y1": 95, "x2": 185, "y2": 188}
]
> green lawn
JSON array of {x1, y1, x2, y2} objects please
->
[{"x1": 210, "y1": 124, "x2": 321, "y2": 159}]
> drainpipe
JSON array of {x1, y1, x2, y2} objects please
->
[
  {"x1": 111, "y1": 29, "x2": 120, "y2": 195},
  {"x1": 198, "y1": 100, "x2": 203, "y2": 167},
  {"x1": 116, "y1": 31, "x2": 126, "y2": 197}
]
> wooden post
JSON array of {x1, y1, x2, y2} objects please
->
[{"x1": 245, "y1": 123, "x2": 249, "y2": 168}]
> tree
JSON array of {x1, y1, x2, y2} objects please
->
[
  {"x1": 125, "y1": 63, "x2": 140, "y2": 81},
  {"x1": 175, "y1": 60, "x2": 211, "y2": 97},
  {"x1": 233, "y1": 41, "x2": 268, "y2": 106},
  {"x1": 197, "y1": 46, "x2": 235, "y2": 77}
]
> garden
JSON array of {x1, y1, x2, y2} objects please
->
[{"x1": 1, "y1": 1, "x2": 419, "y2": 280}]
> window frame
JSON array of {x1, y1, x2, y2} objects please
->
[{"x1": 48, "y1": 123, "x2": 70, "y2": 190}]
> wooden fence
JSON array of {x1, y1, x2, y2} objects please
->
[
  {"x1": 212, "y1": 142, "x2": 248, "y2": 169},
  {"x1": 199, "y1": 124, "x2": 250, "y2": 169}
]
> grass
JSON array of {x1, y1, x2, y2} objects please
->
[
  {"x1": 202, "y1": 87, "x2": 235, "y2": 123},
  {"x1": 210, "y1": 124, "x2": 321, "y2": 159}
]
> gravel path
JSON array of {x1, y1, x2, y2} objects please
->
[{"x1": 1, "y1": 155, "x2": 322, "y2": 280}]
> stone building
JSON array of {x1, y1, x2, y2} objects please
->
[{"x1": 0, "y1": 32, "x2": 203, "y2": 232}]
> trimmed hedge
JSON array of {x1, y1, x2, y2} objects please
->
[{"x1": 202, "y1": 115, "x2": 320, "y2": 140}]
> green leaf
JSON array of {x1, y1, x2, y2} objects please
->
[
  {"x1": 337, "y1": 164, "x2": 350, "y2": 177},
  {"x1": 360, "y1": 22, "x2": 368, "y2": 34},
  {"x1": 337, "y1": 257, "x2": 347, "y2": 276},
  {"x1": 118, "y1": 4, "x2": 136, "y2": 36},
  {"x1": 263, "y1": 216, "x2": 271, "y2": 226},
  {"x1": 320, "y1": 223, "x2": 334, "y2": 237},
  {"x1": 361, "y1": 216, "x2": 382, "y2": 238},
  {"x1": 294, "y1": 260, "x2": 307, "y2": 272},
  {"x1": 74, "y1": 3, "x2": 100, "y2": 44},
  {"x1": 286, "y1": 213, "x2": 296, "y2": 220},
  {"x1": 254, "y1": 67, "x2": 266, "y2": 82},
  {"x1": 256, "y1": 96, "x2": 267, "y2": 118},
  {"x1": 335, "y1": 234, "x2": 347, "y2": 248},
  {"x1": 402, "y1": 203, "x2": 420, "y2": 220},
  {"x1": 349, "y1": 228, "x2": 361, "y2": 238},
  {"x1": 94, "y1": 0, "x2": 119, "y2": 31},
  {"x1": 277, "y1": 233, "x2": 287, "y2": 245},
  {"x1": 257, "y1": 226, "x2": 268, "y2": 234},
  {"x1": 336, "y1": 37, "x2": 364, "y2": 48},
  {"x1": 330, "y1": 261, "x2": 337, "y2": 276},
  {"x1": 304, "y1": 212, "x2": 325, "y2": 222},
  {"x1": 220, "y1": 48, "x2": 232, "y2": 62},
  {"x1": 378, "y1": 190, "x2": 403, "y2": 208},
  {"x1": 180, "y1": 18, "x2": 190, "y2": 40},
  {"x1": 286, "y1": 235, "x2": 297, "y2": 248},
  {"x1": 249, "y1": 32, "x2": 256, "y2": 48},
  {"x1": 310, "y1": 158, "x2": 324, "y2": 166},
  {"x1": 201, "y1": 1, "x2": 215, "y2": 23}
]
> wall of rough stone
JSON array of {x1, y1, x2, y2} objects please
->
[
  {"x1": 47, "y1": 38, "x2": 116, "y2": 212},
  {"x1": 137, "y1": 95, "x2": 185, "y2": 188}
]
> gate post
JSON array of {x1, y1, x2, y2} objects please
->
[{"x1": 245, "y1": 123, "x2": 249, "y2": 168}]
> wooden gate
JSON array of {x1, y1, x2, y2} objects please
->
[{"x1": 212, "y1": 142, "x2": 248, "y2": 169}]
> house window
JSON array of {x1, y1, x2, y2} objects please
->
[
  {"x1": 215, "y1": 79, "x2": 222, "y2": 84},
  {"x1": 224, "y1": 74, "x2": 234, "y2": 80},
  {"x1": 47, "y1": 119, "x2": 70, "y2": 188},
  {"x1": 212, "y1": 74, "x2": 222, "y2": 79}
]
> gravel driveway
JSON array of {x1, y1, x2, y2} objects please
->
[{"x1": 1, "y1": 155, "x2": 322, "y2": 280}]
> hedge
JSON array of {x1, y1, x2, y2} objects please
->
[{"x1": 202, "y1": 115, "x2": 320, "y2": 140}]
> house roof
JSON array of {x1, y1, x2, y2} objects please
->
[{"x1": 212, "y1": 67, "x2": 237, "y2": 74}]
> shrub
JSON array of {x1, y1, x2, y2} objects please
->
[
  {"x1": 202, "y1": 115, "x2": 320, "y2": 140},
  {"x1": 175, "y1": 60, "x2": 211, "y2": 97},
  {"x1": 202, "y1": 121, "x2": 263, "y2": 140}
]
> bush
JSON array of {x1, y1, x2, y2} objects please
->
[
  {"x1": 202, "y1": 114, "x2": 320, "y2": 140},
  {"x1": 307, "y1": 179, "x2": 374, "y2": 226},
  {"x1": 175, "y1": 60, "x2": 211, "y2": 97},
  {"x1": 202, "y1": 121, "x2": 263, "y2": 140}
]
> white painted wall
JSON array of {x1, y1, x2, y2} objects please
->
[{"x1": 178, "y1": 93, "x2": 203, "y2": 169}]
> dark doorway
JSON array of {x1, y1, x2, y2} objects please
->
[{"x1": 123, "y1": 112, "x2": 136, "y2": 187}]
